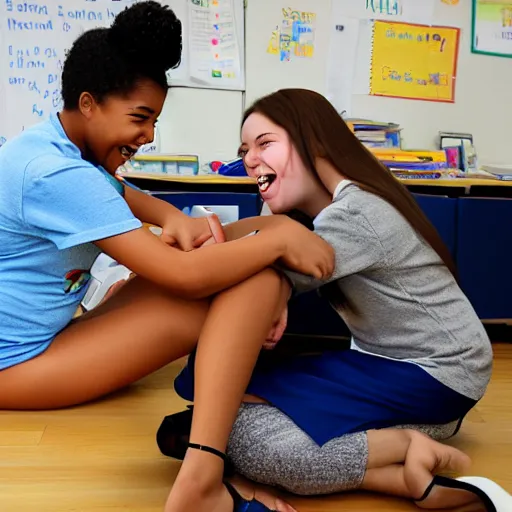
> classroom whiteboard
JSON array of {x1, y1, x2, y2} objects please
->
[{"x1": 0, "y1": 0, "x2": 245, "y2": 145}]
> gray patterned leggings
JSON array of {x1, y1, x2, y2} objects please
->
[{"x1": 226, "y1": 403, "x2": 460, "y2": 496}]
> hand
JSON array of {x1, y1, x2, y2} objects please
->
[
  {"x1": 160, "y1": 213, "x2": 225, "y2": 251},
  {"x1": 269, "y1": 217, "x2": 335, "y2": 280},
  {"x1": 263, "y1": 305, "x2": 288, "y2": 350}
]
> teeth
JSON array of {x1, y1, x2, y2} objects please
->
[{"x1": 257, "y1": 174, "x2": 276, "y2": 193}]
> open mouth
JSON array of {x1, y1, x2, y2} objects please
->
[
  {"x1": 119, "y1": 145, "x2": 138, "y2": 161},
  {"x1": 257, "y1": 174, "x2": 277, "y2": 193}
]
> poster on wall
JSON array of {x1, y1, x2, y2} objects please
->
[
  {"x1": 472, "y1": 0, "x2": 512, "y2": 58},
  {"x1": 331, "y1": 0, "x2": 436, "y2": 25},
  {"x1": 370, "y1": 21, "x2": 460, "y2": 102},
  {"x1": 267, "y1": 7, "x2": 316, "y2": 62}
]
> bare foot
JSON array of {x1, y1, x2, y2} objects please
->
[
  {"x1": 228, "y1": 474, "x2": 298, "y2": 511},
  {"x1": 403, "y1": 431, "x2": 478, "y2": 510},
  {"x1": 164, "y1": 480, "x2": 233, "y2": 512},
  {"x1": 165, "y1": 476, "x2": 297, "y2": 512},
  {"x1": 164, "y1": 448, "x2": 296, "y2": 512}
]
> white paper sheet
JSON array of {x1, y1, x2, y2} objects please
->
[{"x1": 331, "y1": 0, "x2": 435, "y2": 25}]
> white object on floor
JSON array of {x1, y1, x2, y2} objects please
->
[
  {"x1": 456, "y1": 476, "x2": 512, "y2": 512},
  {"x1": 81, "y1": 253, "x2": 132, "y2": 311}
]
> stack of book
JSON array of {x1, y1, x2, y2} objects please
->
[
  {"x1": 370, "y1": 148, "x2": 451, "y2": 180},
  {"x1": 346, "y1": 118, "x2": 401, "y2": 149}
]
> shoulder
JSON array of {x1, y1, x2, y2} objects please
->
[
  {"x1": 316, "y1": 185, "x2": 392, "y2": 228},
  {"x1": 339, "y1": 186, "x2": 410, "y2": 231},
  {"x1": 2, "y1": 117, "x2": 84, "y2": 182},
  {"x1": 313, "y1": 187, "x2": 381, "y2": 242}
]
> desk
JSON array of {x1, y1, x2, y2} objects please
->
[
  {"x1": 123, "y1": 173, "x2": 512, "y2": 323},
  {"x1": 120, "y1": 172, "x2": 512, "y2": 188}
]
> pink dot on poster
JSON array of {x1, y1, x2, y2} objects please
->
[{"x1": 212, "y1": 38, "x2": 219, "y2": 45}]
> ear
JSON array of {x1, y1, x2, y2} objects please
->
[{"x1": 78, "y1": 92, "x2": 96, "y2": 119}]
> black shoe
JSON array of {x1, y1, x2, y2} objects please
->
[{"x1": 156, "y1": 407, "x2": 235, "y2": 476}]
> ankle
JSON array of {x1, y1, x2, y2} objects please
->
[{"x1": 177, "y1": 447, "x2": 226, "y2": 491}]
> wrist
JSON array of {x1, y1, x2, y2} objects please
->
[{"x1": 163, "y1": 206, "x2": 187, "y2": 225}]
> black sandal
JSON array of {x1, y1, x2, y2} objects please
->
[
  {"x1": 156, "y1": 406, "x2": 193, "y2": 461},
  {"x1": 156, "y1": 407, "x2": 235, "y2": 476},
  {"x1": 415, "y1": 475, "x2": 511, "y2": 511}
]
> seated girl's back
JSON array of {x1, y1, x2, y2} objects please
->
[{"x1": 286, "y1": 183, "x2": 492, "y2": 401}]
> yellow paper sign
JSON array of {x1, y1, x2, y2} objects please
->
[{"x1": 370, "y1": 21, "x2": 460, "y2": 102}]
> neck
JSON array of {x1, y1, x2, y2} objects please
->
[
  {"x1": 58, "y1": 109, "x2": 87, "y2": 155},
  {"x1": 315, "y1": 157, "x2": 346, "y2": 196},
  {"x1": 297, "y1": 157, "x2": 346, "y2": 218},
  {"x1": 299, "y1": 185, "x2": 332, "y2": 218}
]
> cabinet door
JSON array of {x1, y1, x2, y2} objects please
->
[
  {"x1": 413, "y1": 193, "x2": 458, "y2": 259},
  {"x1": 457, "y1": 197, "x2": 512, "y2": 319},
  {"x1": 153, "y1": 192, "x2": 262, "y2": 220}
]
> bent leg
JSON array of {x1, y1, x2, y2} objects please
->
[
  {"x1": 0, "y1": 277, "x2": 210, "y2": 409},
  {"x1": 164, "y1": 269, "x2": 290, "y2": 512},
  {"x1": 227, "y1": 404, "x2": 471, "y2": 501},
  {"x1": 227, "y1": 403, "x2": 369, "y2": 495}
]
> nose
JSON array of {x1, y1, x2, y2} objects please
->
[
  {"x1": 138, "y1": 124, "x2": 155, "y2": 146},
  {"x1": 243, "y1": 148, "x2": 260, "y2": 171}
]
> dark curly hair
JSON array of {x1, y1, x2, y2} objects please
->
[{"x1": 61, "y1": 1, "x2": 182, "y2": 109}]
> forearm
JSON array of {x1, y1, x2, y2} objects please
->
[
  {"x1": 96, "y1": 227, "x2": 284, "y2": 300},
  {"x1": 223, "y1": 215, "x2": 282, "y2": 241},
  {"x1": 123, "y1": 185, "x2": 185, "y2": 226},
  {"x1": 182, "y1": 231, "x2": 284, "y2": 298}
]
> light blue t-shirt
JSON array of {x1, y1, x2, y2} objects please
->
[{"x1": 0, "y1": 113, "x2": 142, "y2": 370}]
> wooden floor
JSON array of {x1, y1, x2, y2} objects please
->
[{"x1": 1, "y1": 344, "x2": 511, "y2": 512}]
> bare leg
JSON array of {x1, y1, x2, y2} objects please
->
[
  {"x1": 0, "y1": 277, "x2": 209, "y2": 409},
  {"x1": 164, "y1": 268, "x2": 290, "y2": 512}
]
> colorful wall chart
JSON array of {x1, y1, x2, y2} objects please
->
[
  {"x1": 370, "y1": 21, "x2": 460, "y2": 102},
  {"x1": 472, "y1": 0, "x2": 512, "y2": 58},
  {"x1": 267, "y1": 7, "x2": 316, "y2": 62}
]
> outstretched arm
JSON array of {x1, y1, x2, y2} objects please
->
[
  {"x1": 223, "y1": 215, "x2": 281, "y2": 241},
  {"x1": 95, "y1": 226, "x2": 283, "y2": 300}
]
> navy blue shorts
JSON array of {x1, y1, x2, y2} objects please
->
[{"x1": 174, "y1": 348, "x2": 476, "y2": 446}]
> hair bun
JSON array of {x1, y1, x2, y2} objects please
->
[{"x1": 109, "y1": 1, "x2": 182, "y2": 72}]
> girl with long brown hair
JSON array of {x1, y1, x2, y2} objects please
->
[{"x1": 168, "y1": 89, "x2": 510, "y2": 510}]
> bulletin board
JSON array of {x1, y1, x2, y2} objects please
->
[{"x1": 369, "y1": 21, "x2": 460, "y2": 103}]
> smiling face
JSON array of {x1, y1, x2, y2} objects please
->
[
  {"x1": 240, "y1": 113, "x2": 320, "y2": 214},
  {"x1": 80, "y1": 78, "x2": 165, "y2": 173}
]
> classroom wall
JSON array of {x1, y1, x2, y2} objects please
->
[
  {"x1": 240, "y1": 0, "x2": 512, "y2": 166},
  {"x1": 157, "y1": 88, "x2": 244, "y2": 165},
  {"x1": 146, "y1": 0, "x2": 512, "y2": 166},
  {"x1": 350, "y1": 0, "x2": 512, "y2": 165}
]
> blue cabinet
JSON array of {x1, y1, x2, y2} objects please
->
[
  {"x1": 456, "y1": 197, "x2": 512, "y2": 319},
  {"x1": 412, "y1": 194, "x2": 458, "y2": 259}
]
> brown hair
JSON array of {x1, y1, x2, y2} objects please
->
[{"x1": 242, "y1": 88, "x2": 456, "y2": 277}]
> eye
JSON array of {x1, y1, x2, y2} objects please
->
[
  {"x1": 259, "y1": 140, "x2": 271, "y2": 149},
  {"x1": 238, "y1": 148, "x2": 248, "y2": 158},
  {"x1": 129, "y1": 114, "x2": 149, "y2": 123}
]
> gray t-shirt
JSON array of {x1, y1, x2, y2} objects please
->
[{"x1": 285, "y1": 182, "x2": 492, "y2": 401}]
